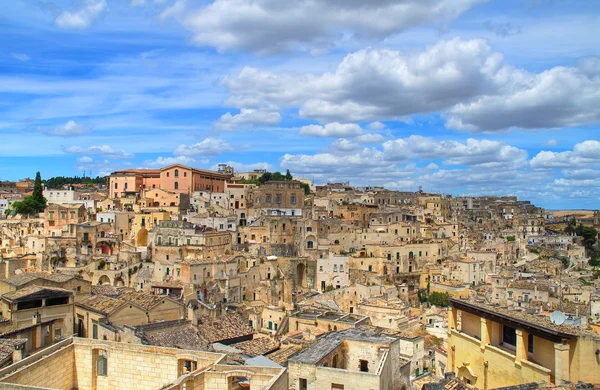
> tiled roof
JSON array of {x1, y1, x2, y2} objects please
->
[
  {"x1": 142, "y1": 324, "x2": 210, "y2": 351},
  {"x1": 76, "y1": 294, "x2": 124, "y2": 315},
  {"x1": 2, "y1": 272, "x2": 78, "y2": 287},
  {"x1": 118, "y1": 291, "x2": 169, "y2": 311},
  {"x1": 265, "y1": 345, "x2": 302, "y2": 365},
  {"x1": 233, "y1": 337, "x2": 279, "y2": 357},
  {"x1": 451, "y1": 299, "x2": 586, "y2": 337},
  {"x1": 2, "y1": 286, "x2": 72, "y2": 302},
  {"x1": 196, "y1": 314, "x2": 253, "y2": 343},
  {"x1": 91, "y1": 285, "x2": 120, "y2": 297}
]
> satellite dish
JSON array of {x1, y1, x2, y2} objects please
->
[{"x1": 550, "y1": 311, "x2": 566, "y2": 325}]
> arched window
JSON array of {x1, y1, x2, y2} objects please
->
[
  {"x1": 174, "y1": 181, "x2": 179, "y2": 190},
  {"x1": 97, "y1": 351, "x2": 108, "y2": 376},
  {"x1": 174, "y1": 169, "x2": 179, "y2": 177},
  {"x1": 307, "y1": 241, "x2": 314, "y2": 249}
]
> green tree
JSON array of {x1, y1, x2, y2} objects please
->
[
  {"x1": 32, "y1": 172, "x2": 46, "y2": 209},
  {"x1": 299, "y1": 182, "x2": 310, "y2": 195},
  {"x1": 11, "y1": 172, "x2": 46, "y2": 215},
  {"x1": 285, "y1": 169, "x2": 293, "y2": 180},
  {"x1": 428, "y1": 292, "x2": 450, "y2": 307},
  {"x1": 575, "y1": 224, "x2": 598, "y2": 248}
]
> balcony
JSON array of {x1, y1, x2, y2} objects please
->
[{"x1": 449, "y1": 329, "x2": 551, "y2": 388}]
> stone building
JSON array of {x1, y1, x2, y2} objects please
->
[
  {"x1": 248, "y1": 180, "x2": 305, "y2": 218},
  {"x1": 288, "y1": 326, "x2": 412, "y2": 390},
  {"x1": 0, "y1": 337, "x2": 287, "y2": 390},
  {"x1": 448, "y1": 299, "x2": 600, "y2": 388}
]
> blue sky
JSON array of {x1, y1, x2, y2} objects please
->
[{"x1": 1, "y1": 0, "x2": 599, "y2": 209}]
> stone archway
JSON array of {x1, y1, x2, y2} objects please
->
[
  {"x1": 296, "y1": 262, "x2": 306, "y2": 288},
  {"x1": 114, "y1": 276, "x2": 125, "y2": 287},
  {"x1": 98, "y1": 275, "x2": 111, "y2": 285},
  {"x1": 136, "y1": 228, "x2": 148, "y2": 247}
]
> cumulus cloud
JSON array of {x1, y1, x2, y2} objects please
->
[
  {"x1": 355, "y1": 133, "x2": 385, "y2": 144},
  {"x1": 55, "y1": 0, "x2": 107, "y2": 30},
  {"x1": 367, "y1": 121, "x2": 386, "y2": 131},
  {"x1": 329, "y1": 139, "x2": 361, "y2": 153},
  {"x1": 223, "y1": 39, "x2": 600, "y2": 132},
  {"x1": 214, "y1": 109, "x2": 281, "y2": 130},
  {"x1": 182, "y1": 0, "x2": 482, "y2": 54},
  {"x1": 383, "y1": 136, "x2": 528, "y2": 168},
  {"x1": 11, "y1": 53, "x2": 30, "y2": 62},
  {"x1": 174, "y1": 137, "x2": 233, "y2": 157},
  {"x1": 63, "y1": 144, "x2": 133, "y2": 159},
  {"x1": 299, "y1": 123, "x2": 362, "y2": 137},
  {"x1": 144, "y1": 156, "x2": 197, "y2": 167},
  {"x1": 36, "y1": 120, "x2": 91, "y2": 137},
  {"x1": 530, "y1": 140, "x2": 600, "y2": 169}
]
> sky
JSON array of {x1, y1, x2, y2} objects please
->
[{"x1": 0, "y1": 0, "x2": 599, "y2": 209}]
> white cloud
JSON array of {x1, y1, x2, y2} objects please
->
[
  {"x1": 544, "y1": 139, "x2": 558, "y2": 147},
  {"x1": 367, "y1": 121, "x2": 386, "y2": 131},
  {"x1": 329, "y1": 139, "x2": 361, "y2": 153},
  {"x1": 174, "y1": 137, "x2": 233, "y2": 157},
  {"x1": 36, "y1": 120, "x2": 91, "y2": 137},
  {"x1": 299, "y1": 123, "x2": 362, "y2": 137},
  {"x1": 11, "y1": 53, "x2": 30, "y2": 62},
  {"x1": 131, "y1": 0, "x2": 145, "y2": 6},
  {"x1": 355, "y1": 133, "x2": 385, "y2": 144},
  {"x1": 210, "y1": 161, "x2": 274, "y2": 172},
  {"x1": 182, "y1": 0, "x2": 482, "y2": 54},
  {"x1": 160, "y1": 0, "x2": 187, "y2": 21},
  {"x1": 223, "y1": 40, "x2": 600, "y2": 131},
  {"x1": 144, "y1": 156, "x2": 196, "y2": 167},
  {"x1": 55, "y1": 0, "x2": 107, "y2": 30},
  {"x1": 63, "y1": 145, "x2": 133, "y2": 159},
  {"x1": 530, "y1": 140, "x2": 600, "y2": 169},
  {"x1": 214, "y1": 109, "x2": 281, "y2": 130},
  {"x1": 383, "y1": 136, "x2": 528, "y2": 168},
  {"x1": 75, "y1": 156, "x2": 118, "y2": 177}
]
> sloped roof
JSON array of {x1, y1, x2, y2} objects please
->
[{"x1": 2, "y1": 286, "x2": 72, "y2": 303}]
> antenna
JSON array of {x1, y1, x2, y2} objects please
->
[{"x1": 550, "y1": 311, "x2": 565, "y2": 325}]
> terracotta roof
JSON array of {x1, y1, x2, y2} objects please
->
[
  {"x1": 265, "y1": 345, "x2": 302, "y2": 365},
  {"x1": 141, "y1": 324, "x2": 210, "y2": 350},
  {"x1": 233, "y1": 337, "x2": 279, "y2": 357},
  {"x1": 76, "y1": 294, "x2": 123, "y2": 315},
  {"x1": 118, "y1": 291, "x2": 169, "y2": 311},
  {"x1": 196, "y1": 314, "x2": 253, "y2": 343},
  {"x1": 1, "y1": 272, "x2": 79, "y2": 287},
  {"x1": 91, "y1": 285, "x2": 121, "y2": 297}
]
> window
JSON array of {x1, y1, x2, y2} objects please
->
[
  {"x1": 55, "y1": 327, "x2": 62, "y2": 338},
  {"x1": 265, "y1": 194, "x2": 272, "y2": 203},
  {"x1": 368, "y1": 265, "x2": 373, "y2": 272},
  {"x1": 114, "y1": 183, "x2": 118, "y2": 189},
  {"x1": 174, "y1": 181, "x2": 179, "y2": 190},
  {"x1": 300, "y1": 378, "x2": 308, "y2": 390},
  {"x1": 528, "y1": 333, "x2": 534, "y2": 353},
  {"x1": 359, "y1": 360, "x2": 369, "y2": 372},
  {"x1": 333, "y1": 265, "x2": 338, "y2": 272},
  {"x1": 502, "y1": 325, "x2": 516, "y2": 347},
  {"x1": 97, "y1": 352, "x2": 108, "y2": 376},
  {"x1": 92, "y1": 323, "x2": 98, "y2": 339},
  {"x1": 166, "y1": 172, "x2": 169, "y2": 177},
  {"x1": 174, "y1": 169, "x2": 179, "y2": 177},
  {"x1": 275, "y1": 194, "x2": 282, "y2": 204},
  {"x1": 307, "y1": 241, "x2": 314, "y2": 249},
  {"x1": 184, "y1": 172, "x2": 187, "y2": 177},
  {"x1": 339, "y1": 265, "x2": 344, "y2": 272},
  {"x1": 319, "y1": 266, "x2": 323, "y2": 272},
  {"x1": 290, "y1": 195, "x2": 296, "y2": 204}
]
